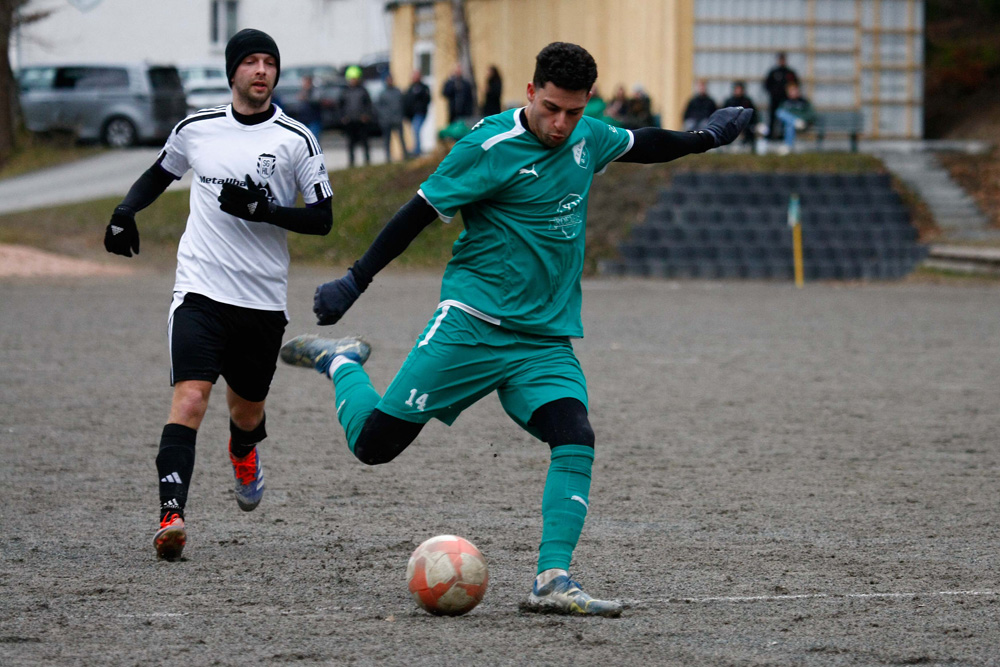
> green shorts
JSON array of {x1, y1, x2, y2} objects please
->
[{"x1": 377, "y1": 304, "x2": 588, "y2": 439}]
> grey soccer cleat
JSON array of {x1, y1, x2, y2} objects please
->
[
  {"x1": 520, "y1": 574, "x2": 623, "y2": 617},
  {"x1": 229, "y1": 440, "x2": 265, "y2": 512},
  {"x1": 280, "y1": 335, "x2": 371, "y2": 375}
]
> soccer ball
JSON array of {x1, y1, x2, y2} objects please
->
[{"x1": 406, "y1": 534, "x2": 489, "y2": 616}]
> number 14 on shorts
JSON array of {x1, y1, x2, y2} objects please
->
[{"x1": 405, "y1": 389, "x2": 429, "y2": 411}]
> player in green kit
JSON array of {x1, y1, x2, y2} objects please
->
[{"x1": 281, "y1": 42, "x2": 751, "y2": 616}]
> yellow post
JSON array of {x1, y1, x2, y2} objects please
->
[{"x1": 788, "y1": 193, "x2": 804, "y2": 288}]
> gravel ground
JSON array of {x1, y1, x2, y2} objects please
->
[{"x1": 1, "y1": 268, "x2": 998, "y2": 666}]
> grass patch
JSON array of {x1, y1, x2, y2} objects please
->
[
  {"x1": 0, "y1": 131, "x2": 106, "y2": 180},
  {"x1": 0, "y1": 149, "x2": 918, "y2": 276}
]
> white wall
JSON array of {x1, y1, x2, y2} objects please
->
[{"x1": 12, "y1": 0, "x2": 391, "y2": 69}]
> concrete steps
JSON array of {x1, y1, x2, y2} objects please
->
[{"x1": 877, "y1": 151, "x2": 992, "y2": 238}]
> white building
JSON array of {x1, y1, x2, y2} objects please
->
[{"x1": 12, "y1": 0, "x2": 391, "y2": 71}]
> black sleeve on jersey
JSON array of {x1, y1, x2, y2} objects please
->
[
  {"x1": 349, "y1": 195, "x2": 438, "y2": 290},
  {"x1": 119, "y1": 163, "x2": 176, "y2": 211},
  {"x1": 617, "y1": 127, "x2": 715, "y2": 164},
  {"x1": 266, "y1": 197, "x2": 333, "y2": 236}
]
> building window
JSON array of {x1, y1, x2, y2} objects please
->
[{"x1": 211, "y1": 0, "x2": 239, "y2": 46}]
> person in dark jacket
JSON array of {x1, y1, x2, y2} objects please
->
[
  {"x1": 376, "y1": 73, "x2": 408, "y2": 162},
  {"x1": 441, "y1": 65, "x2": 474, "y2": 124},
  {"x1": 722, "y1": 80, "x2": 756, "y2": 148},
  {"x1": 340, "y1": 65, "x2": 374, "y2": 167},
  {"x1": 295, "y1": 75, "x2": 324, "y2": 140},
  {"x1": 482, "y1": 65, "x2": 503, "y2": 117},
  {"x1": 682, "y1": 79, "x2": 717, "y2": 130},
  {"x1": 763, "y1": 52, "x2": 799, "y2": 140},
  {"x1": 403, "y1": 70, "x2": 431, "y2": 156}
]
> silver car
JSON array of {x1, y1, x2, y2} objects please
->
[{"x1": 18, "y1": 63, "x2": 188, "y2": 148}]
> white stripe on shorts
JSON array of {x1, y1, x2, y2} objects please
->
[
  {"x1": 166, "y1": 291, "x2": 187, "y2": 385},
  {"x1": 418, "y1": 304, "x2": 451, "y2": 347}
]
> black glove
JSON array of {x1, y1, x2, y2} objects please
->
[
  {"x1": 104, "y1": 205, "x2": 140, "y2": 257},
  {"x1": 314, "y1": 271, "x2": 362, "y2": 326},
  {"x1": 218, "y1": 174, "x2": 275, "y2": 222},
  {"x1": 702, "y1": 107, "x2": 754, "y2": 147}
]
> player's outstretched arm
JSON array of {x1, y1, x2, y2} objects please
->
[
  {"x1": 104, "y1": 163, "x2": 176, "y2": 257},
  {"x1": 218, "y1": 174, "x2": 333, "y2": 235},
  {"x1": 313, "y1": 195, "x2": 437, "y2": 326},
  {"x1": 618, "y1": 106, "x2": 753, "y2": 164}
]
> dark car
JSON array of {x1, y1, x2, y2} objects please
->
[
  {"x1": 274, "y1": 65, "x2": 347, "y2": 130},
  {"x1": 18, "y1": 62, "x2": 187, "y2": 147}
]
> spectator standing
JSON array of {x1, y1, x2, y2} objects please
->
[
  {"x1": 722, "y1": 80, "x2": 756, "y2": 149},
  {"x1": 606, "y1": 85, "x2": 629, "y2": 125},
  {"x1": 763, "y1": 52, "x2": 799, "y2": 140},
  {"x1": 624, "y1": 84, "x2": 656, "y2": 129},
  {"x1": 296, "y1": 74, "x2": 323, "y2": 140},
  {"x1": 583, "y1": 86, "x2": 612, "y2": 124},
  {"x1": 683, "y1": 79, "x2": 717, "y2": 130},
  {"x1": 442, "y1": 65, "x2": 475, "y2": 124},
  {"x1": 482, "y1": 65, "x2": 503, "y2": 117},
  {"x1": 376, "y1": 73, "x2": 408, "y2": 162},
  {"x1": 774, "y1": 82, "x2": 817, "y2": 154},
  {"x1": 340, "y1": 65, "x2": 374, "y2": 167},
  {"x1": 403, "y1": 70, "x2": 431, "y2": 156}
]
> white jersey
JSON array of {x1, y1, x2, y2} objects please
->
[{"x1": 158, "y1": 104, "x2": 333, "y2": 311}]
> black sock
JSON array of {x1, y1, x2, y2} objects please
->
[
  {"x1": 156, "y1": 423, "x2": 197, "y2": 520},
  {"x1": 230, "y1": 415, "x2": 267, "y2": 459}
]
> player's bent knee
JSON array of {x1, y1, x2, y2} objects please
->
[
  {"x1": 353, "y1": 441, "x2": 400, "y2": 466},
  {"x1": 170, "y1": 381, "x2": 211, "y2": 424},
  {"x1": 548, "y1": 420, "x2": 595, "y2": 449},
  {"x1": 531, "y1": 398, "x2": 595, "y2": 448},
  {"x1": 352, "y1": 410, "x2": 423, "y2": 465}
]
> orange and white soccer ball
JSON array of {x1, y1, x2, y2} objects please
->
[{"x1": 406, "y1": 534, "x2": 489, "y2": 616}]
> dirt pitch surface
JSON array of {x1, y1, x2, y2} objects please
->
[{"x1": 1, "y1": 268, "x2": 998, "y2": 666}]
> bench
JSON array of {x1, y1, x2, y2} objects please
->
[{"x1": 815, "y1": 110, "x2": 864, "y2": 152}]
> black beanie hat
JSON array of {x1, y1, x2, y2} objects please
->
[{"x1": 225, "y1": 28, "x2": 280, "y2": 87}]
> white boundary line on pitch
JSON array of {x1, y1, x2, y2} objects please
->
[
  {"x1": 634, "y1": 590, "x2": 998, "y2": 605},
  {"x1": 113, "y1": 591, "x2": 1000, "y2": 619}
]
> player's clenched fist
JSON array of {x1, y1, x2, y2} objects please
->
[
  {"x1": 702, "y1": 107, "x2": 754, "y2": 147},
  {"x1": 218, "y1": 174, "x2": 275, "y2": 222},
  {"x1": 314, "y1": 271, "x2": 362, "y2": 326},
  {"x1": 104, "y1": 205, "x2": 140, "y2": 257}
]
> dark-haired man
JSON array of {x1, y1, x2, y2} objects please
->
[
  {"x1": 763, "y1": 52, "x2": 799, "y2": 141},
  {"x1": 281, "y1": 42, "x2": 751, "y2": 615},
  {"x1": 104, "y1": 28, "x2": 334, "y2": 560}
]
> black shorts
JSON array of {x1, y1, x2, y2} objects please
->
[{"x1": 168, "y1": 292, "x2": 287, "y2": 403}]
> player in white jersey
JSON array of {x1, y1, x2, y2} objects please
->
[{"x1": 103, "y1": 29, "x2": 334, "y2": 560}]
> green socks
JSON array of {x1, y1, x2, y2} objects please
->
[
  {"x1": 537, "y1": 444, "x2": 594, "y2": 574},
  {"x1": 330, "y1": 362, "x2": 381, "y2": 454}
]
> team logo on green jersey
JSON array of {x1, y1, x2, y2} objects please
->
[
  {"x1": 549, "y1": 194, "x2": 584, "y2": 239},
  {"x1": 572, "y1": 139, "x2": 590, "y2": 169}
]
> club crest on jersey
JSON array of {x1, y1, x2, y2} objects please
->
[
  {"x1": 572, "y1": 139, "x2": 589, "y2": 169},
  {"x1": 256, "y1": 153, "x2": 277, "y2": 181}
]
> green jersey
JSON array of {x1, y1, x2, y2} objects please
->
[{"x1": 419, "y1": 108, "x2": 633, "y2": 337}]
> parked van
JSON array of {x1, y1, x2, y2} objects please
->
[
  {"x1": 178, "y1": 64, "x2": 231, "y2": 113},
  {"x1": 18, "y1": 63, "x2": 188, "y2": 147}
]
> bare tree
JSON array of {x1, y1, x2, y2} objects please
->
[
  {"x1": 0, "y1": 0, "x2": 51, "y2": 166},
  {"x1": 450, "y1": 0, "x2": 477, "y2": 114}
]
